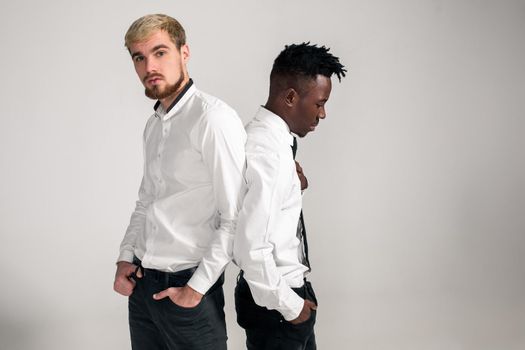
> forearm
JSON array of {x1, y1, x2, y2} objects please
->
[
  {"x1": 118, "y1": 205, "x2": 146, "y2": 262},
  {"x1": 118, "y1": 177, "x2": 152, "y2": 263}
]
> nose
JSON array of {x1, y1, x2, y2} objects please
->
[
  {"x1": 318, "y1": 106, "x2": 327, "y2": 119},
  {"x1": 145, "y1": 58, "x2": 157, "y2": 73}
]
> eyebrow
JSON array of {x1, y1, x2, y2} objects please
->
[{"x1": 131, "y1": 44, "x2": 171, "y2": 59}]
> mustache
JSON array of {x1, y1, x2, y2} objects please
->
[{"x1": 143, "y1": 73, "x2": 164, "y2": 83}]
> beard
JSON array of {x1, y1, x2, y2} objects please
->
[{"x1": 144, "y1": 75, "x2": 185, "y2": 100}]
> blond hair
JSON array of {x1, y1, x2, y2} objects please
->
[{"x1": 125, "y1": 14, "x2": 186, "y2": 49}]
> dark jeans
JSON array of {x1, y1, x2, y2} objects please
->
[
  {"x1": 235, "y1": 272, "x2": 317, "y2": 350},
  {"x1": 128, "y1": 258, "x2": 227, "y2": 350}
]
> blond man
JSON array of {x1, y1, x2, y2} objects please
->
[{"x1": 113, "y1": 14, "x2": 246, "y2": 349}]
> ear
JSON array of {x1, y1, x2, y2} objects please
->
[
  {"x1": 284, "y1": 88, "x2": 298, "y2": 107},
  {"x1": 180, "y1": 44, "x2": 190, "y2": 62}
]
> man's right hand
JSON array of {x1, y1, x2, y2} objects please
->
[
  {"x1": 295, "y1": 161, "x2": 309, "y2": 191},
  {"x1": 290, "y1": 299, "x2": 317, "y2": 325},
  {"x1": 113, "y1": 261, "x2": 142, "y2": 296}
]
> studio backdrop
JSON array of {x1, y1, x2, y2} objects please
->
[{"x1": 0, "y1": 1, "x2": 523, "y2": 349}]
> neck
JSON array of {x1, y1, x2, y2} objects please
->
[{"x1": 264, "y1": 99, "x2": 291, "y2": 129}]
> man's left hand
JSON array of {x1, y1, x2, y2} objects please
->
[{"x1": 153, "y1": 285, "x2": 203, "y2": 308}]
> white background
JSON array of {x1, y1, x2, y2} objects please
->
[{"x1": 0, "y1": 1, "x2": 524, "y2": 349}]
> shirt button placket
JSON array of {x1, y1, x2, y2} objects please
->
[
  {"x1": 157, "y1": 121, "x2": 169, "y2": 193},
  {"x1": 162, "y1": 121, "x2": 169, "y2": 137}
]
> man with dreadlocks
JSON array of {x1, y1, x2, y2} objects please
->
[{"x1": 233, "y1": 42, "x2": 346, "y2": 349}]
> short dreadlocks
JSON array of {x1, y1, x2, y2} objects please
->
[{"x1": 270, "y1": 42, "x2": 346, "y2": 95}]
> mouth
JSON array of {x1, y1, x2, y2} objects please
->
[
  {"x1": 144, "y1": 74, "x2": 164, "y2": 85},
  {"x1": 148, "y1": 78, "x2": 162, "y2": 85}
]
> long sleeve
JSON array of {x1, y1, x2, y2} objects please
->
[
  {"x1": 186, "y1": 106, "x2": 247, "y2": 294},
  {"x1": 117, "y1": 86, "x2": 249, "y2": 285},
  {"x1": 117, "y1": 118, "x2": 156, "y2": 263},
  {"x1": 233, "y1": 143, "x2": 304, "y2": 321}
]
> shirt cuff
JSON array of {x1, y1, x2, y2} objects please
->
[
  {"x1": 280, "y1": 290, "x2": 305, "y2": 321},
  {"x1": 117, "y1": 249, "x2": 135, "y2": 264},
  {"x1": 187, "y1": 270, "x2": 213, "y2": 295}
]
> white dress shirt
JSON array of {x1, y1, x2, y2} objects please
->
[
  {"x1": 118, "y1": 82, "x2": 247, "y2": 295},
  {"x1": 233, "y1": 106, "x2": 309, "y2": 321}
]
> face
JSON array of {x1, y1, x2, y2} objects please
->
[
  {"x1": 129, "y1": 30, "x2": 189, "y2": 102},
  {"x1": 287, "y1": 75, "x2": 332, "y2": 137}
]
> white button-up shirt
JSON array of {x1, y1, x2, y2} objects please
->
[
  {"x1": 118, "y1": 82, "x2": 247, "y2": 294},
  {"x1": 233, "y1": 106, "x2": 309, "y2": 321}
]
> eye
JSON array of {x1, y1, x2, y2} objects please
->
[
  {"x1": 155, "y1": 50, "x2": 166, "y2": 57},
  {"x1": 133, "y1": 55, "x2": 144, "y2": 63}
]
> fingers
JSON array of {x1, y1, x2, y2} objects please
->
[
  {"x1": 306, "y1": 299, "x2": 317, "y2": 310},
  {"x1": 114, "y1": 262, "x2": 139, "y2": 296},
  {"x1": 290, "y1": 299, "x2": 317, "y2": 325},
  {"x1": 134, "y1": 265, "x2": 143, "y2": 278},
  {"x1": 295, "y1": 161, "x2": 303, "y2": 173},
  {"x1": 116, "y1": 262, "x2": 137, "y2": 277},
  {"x1": 290, "y1": 305, "x2": 310, "y2": 325},
  {"x1": 295, "y1": 161, "x2": 308, "y2": 190},
  {"x1": 113, "y1": 275, "x2": 135, "y2": 296},
  {"x1": 153, "y1": 287, "x2": 177, "y2": 300}
]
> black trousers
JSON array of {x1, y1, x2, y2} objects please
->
[
  {"x1": 235, "y1": 272, "x2": 317, "y2": 350},
  {"x1": 128, "y1": 258, "x2": 227, "y2": 350}
]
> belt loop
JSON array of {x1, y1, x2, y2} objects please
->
[{"x1": 164, "y1": 271, "x2": 170, "y2": 286}]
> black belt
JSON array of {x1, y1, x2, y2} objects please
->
[{"x1": 132, "y1": 257, "x2": 224, "y2": 295}]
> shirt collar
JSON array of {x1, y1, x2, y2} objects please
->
[
  {"x1": 154, "y1": 79, "x2": 195, "y2": 120},
  {"x1": 255, "y1": 106, "x2": 294, "y2": 147}
]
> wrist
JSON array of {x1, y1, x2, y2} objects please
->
[{"x1": 186, "y1": 285, "x2": 204, "y2": 298}]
